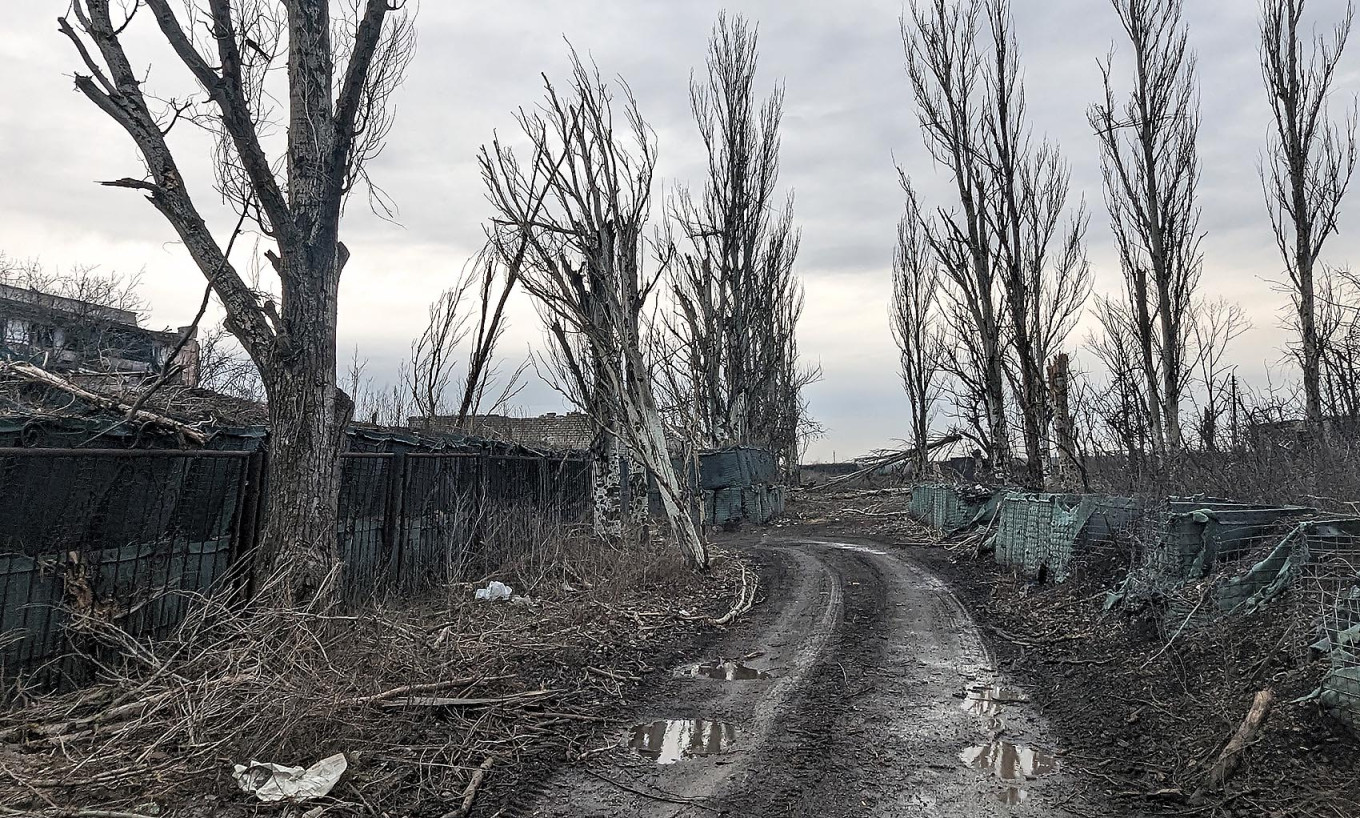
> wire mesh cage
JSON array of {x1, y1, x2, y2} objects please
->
[
  {"x1": 0, "y1": 445, "x2": 593, "y2": 686},
  {"x1": 0, "y1": 449, "x2": 251, "y2": 686}
]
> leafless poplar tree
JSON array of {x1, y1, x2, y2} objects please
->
[
  {"x1": 668, "y1": 13, "x2": 811, "y2": 472},
  {"x1": 1261, "y1": 0, "x2": 1357, "y2": 432},
  {"x1": 903, "y1": 0, "x2": 1011, "y2": 474},
  {"x1": 890, "y1": 183, "x2": 946, "y2": 474},
  {"x1": 1088, "y1": 0, "x2": 1203, "y2": 455},
  {"x1": 903, "y1": 0, "x2": 1089, "y2": 485},
  {"x1": 59, "y1": 1, "x2": 414, "y2": 603},
  {"x1": 980, "y1": 0, "x2": 1091, "y2": 485},
  {"x1": 481, "y1": 53, "x2": 708, "y2": 568}
]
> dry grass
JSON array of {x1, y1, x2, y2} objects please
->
[{"x1": 0, "y1": 518, "x2": 749, "y2": 818}]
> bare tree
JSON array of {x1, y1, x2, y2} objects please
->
[
  {"x1": 406, "y1": 245, "x2": 526, "y2": 427},
  {"x1": 197, "y1": 322, "x2": 264, "y2": 401},
  {"x1": 1318, "y1": 269, "x2": 1360, "y2": 420},
  {"x1": 60, "y1": 1, "x2": 414, "y2": 603},
  {"x1": 1187, "y1": 298, "x2": 1249, "y2": 450},
  {"x1": 667, "y1": 13, "x2": 811, "y2": 472},
  {"x1": 408, "y1": 275, "x2": 475, "y2": 421},
  {"x1": 481, "y1": 52, "x2": 708, "y2": 568},
  {"x1": 1087, "y1": 297, "x2": 1155, "y2": 467},
  {"x1": 1261, "y1": 0, "x2": 1358, "y2": 433},
  {"x1": 903, "y1": 0, "x2": 1090, "y2": 485},
  {"x1": 980, "y1": 0, "x2": 1091, "y2": 486},
  {"x1": 890, "y1": 183, "x2": 946, "y2": 474},
  {"x1": 1088, "y1": 0, "x2": 1203, "y2": 455},
  {"x1": 902, "y1": 0, "x2": 1012, "y2": 474}
]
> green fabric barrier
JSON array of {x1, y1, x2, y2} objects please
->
[
  {"x1": 1214, "y1": 525, "x2": 1306, "y2": 615},
  {"x1": 1320, "y1": 666, "x2": 1360, "y2": 733}
]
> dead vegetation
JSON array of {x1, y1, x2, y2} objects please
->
[{"x1": 0, "y1": 530, "x2": 752, "y2": 818}]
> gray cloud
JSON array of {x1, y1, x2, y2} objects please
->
[{"x1": 2, "y1": 1, "x2": 1358, "y2": 460}]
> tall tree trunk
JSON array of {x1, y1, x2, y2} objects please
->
[
  {"x1": 259, "y1": 371, "x2": 350, "y2": 603},
  {"x1": 590, "y1": 422, "x2": 624, "y2": 540}
]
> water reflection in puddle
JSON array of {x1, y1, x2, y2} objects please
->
[
  {"x1": 680, "y1": 660, "x2": 771, "y2": 681},
  {"x1": 998, "y1": 787, "x2": 1030, "y2": 805},
  {"x1": 961, "y1": 740, "x2": 1057, "y2": 782},
  {"x1": 627, "y1": 720, "x2": 736, "y2": 764},
  {"x1": 961, "y1": 684, "x2": 1029, "y2": 716},
  {"x1": 803, "y1": 540, "x2": 889, "y2": 556}
]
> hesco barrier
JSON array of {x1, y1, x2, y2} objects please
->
[
  {"x1": 909, "y1": 483, "x2": 994, "y2": 531},
  {"x1": 985, "y1": 493, "x2": 1141, "y2": 582},
  {"x1": 910, "y1": 483, "x2": 1360, "y2": 735},
  {"x1": 658, "y1": 447, "x2": 783, "y2": 527}
]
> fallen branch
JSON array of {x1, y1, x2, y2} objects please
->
[
  {"x1": 710, "y1": 561, "x2": 757, "y2": 626},
  {"x1": 438, "y1": 756, "x2": 494, "y2": 818},
  {"x1": 586, "y1": 667, "x2": 641, "y2": 683},
  {"x1": 377, "y1": 690, "x2": 554, "y2": 709},
  {"x1": 342, "y1": 677, "x2": 485, "y2": 706},
  {"x1": 1, "y1": 362, "x2": 207, "y2": 445},
  {"x1": 1189, "y1": 688, "x2": 1275, "y2": 804}
]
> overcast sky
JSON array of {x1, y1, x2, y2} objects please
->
[{"x1": 2, "y1": 1, "x2": 1359, "y2": 460}]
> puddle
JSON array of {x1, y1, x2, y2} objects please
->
[
  {"x1": 961, "y1": 740, "x2": 1057, "y2": 782},
  {"x1": 679, "y1": 660, "x2": 771, "y2": 681},
  {"x1": 962, "y1": 741, "x2": 1056, "y2": 807},
  {"x1": 627, "y1": 720, "x2": 736, "y2": 764},
  {"x1": 998, "y1": 787, "x2": 1030, "y2": 805},
  {"x1": 961, "y1": 684, "x2": 1029, "y2": 716},
  {"x1": 811, "y1": 541, "x2": 888, "y2": 556}
]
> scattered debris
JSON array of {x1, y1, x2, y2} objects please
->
[
  {"x1": 474, "y1": 580, "x2": 513, "y2": 601},
  {"x1": 231, "y1": 753, "x2": 347, "y2": 803}
]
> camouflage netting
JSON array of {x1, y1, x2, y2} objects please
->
[{"x1": 910, "y1": 482, "x2": 1360, "y2": 735}]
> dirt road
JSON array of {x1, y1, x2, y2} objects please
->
[{"x1": 520, "y1": 536, "x2": 1075, "y2": 817}]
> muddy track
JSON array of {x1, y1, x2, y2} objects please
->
[{"x1": 520, "y1": 536, "x2": 1077, "y2": 817}]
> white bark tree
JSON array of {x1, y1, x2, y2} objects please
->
[{"x1": 481, "y1": 53, "x2": 708, "y2": 568}]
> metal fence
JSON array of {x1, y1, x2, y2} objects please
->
[{"x1": 0, "y1": 447, "x2": 590, "y2": 685}]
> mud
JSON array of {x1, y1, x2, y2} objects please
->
[{"x1": 517, "y1": 536, "x2": 1078, "y2": 817}]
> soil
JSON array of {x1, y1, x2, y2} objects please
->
[
  {"x1": 508, "y1": 533, "x2": 1074, "y2": 817},
  {"x1": 499, "y1": 486, "x2": 1360, "y2": 817}
]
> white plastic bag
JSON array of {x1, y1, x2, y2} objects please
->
[
  {"x1": 232, "y1": 753, "x2": 348, "y2": 802},
  {"x1": 474, "y1": 580, "x2": 513, "y2": 601}
]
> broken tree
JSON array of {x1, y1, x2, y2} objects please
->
[{"x1": 481, "y1": 52, "x2": 709, "y2": 568}]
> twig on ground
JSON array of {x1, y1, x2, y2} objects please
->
[
  {"x1": 438, "y1": 756, "x2": 494, "y2": 818},
  {"x1": 1189, "y1": 688, "x2": 1275, "y2": 804}
]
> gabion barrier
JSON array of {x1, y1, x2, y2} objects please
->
[
  {"x1": 911, "y1": 483, "x2": 1360, "y2": 735},
  {"x1": 986, "y1": 493, "x2": 1141, "y2": 582}
]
